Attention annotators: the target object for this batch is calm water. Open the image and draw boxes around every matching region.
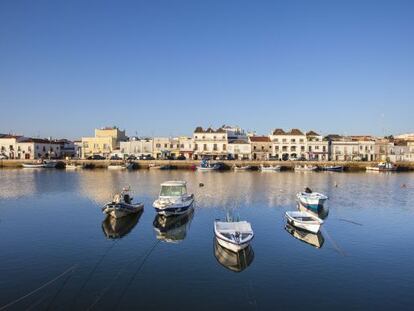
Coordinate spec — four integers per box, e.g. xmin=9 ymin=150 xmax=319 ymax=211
xmin=0 ymin=169 xmax=414 ymax=310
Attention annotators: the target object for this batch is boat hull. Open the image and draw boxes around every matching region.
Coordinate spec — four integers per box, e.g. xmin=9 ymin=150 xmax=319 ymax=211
xmin=103 ymin=202 xmax=144 ymax=219
xmin=22 ymin=164 xmax=46 ymax=168
xmin=216 ymin=236 xmax=250 ymax=252
xmin=154 ymin=199 xmax=194 ymax=216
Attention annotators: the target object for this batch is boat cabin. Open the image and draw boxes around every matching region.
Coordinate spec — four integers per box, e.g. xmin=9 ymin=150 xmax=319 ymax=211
xmin=159 ymin=181 xmax=188 ymax=198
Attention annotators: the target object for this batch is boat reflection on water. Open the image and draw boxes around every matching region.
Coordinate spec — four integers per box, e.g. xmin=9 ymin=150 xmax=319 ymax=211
xmin=284 ymin=223 xmax=325 ymax=249
xmin=153 ymin=208 xmax=194 ymax=243
xmin=297 ymin=202 xmax=329 ymax=220
xmin=102 ymin=210 xmax=143 ymax=239
xmin=213 ymin=238 xmax=254 ymax=272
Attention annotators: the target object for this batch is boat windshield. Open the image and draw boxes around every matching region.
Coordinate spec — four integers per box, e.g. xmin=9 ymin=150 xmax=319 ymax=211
xmin=160 ymin=185 xmax=187 ymax=197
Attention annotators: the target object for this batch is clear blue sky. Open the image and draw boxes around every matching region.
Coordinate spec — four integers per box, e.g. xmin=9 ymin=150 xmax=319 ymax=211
xmin=0 ymin=0 xmax=413 ymax=139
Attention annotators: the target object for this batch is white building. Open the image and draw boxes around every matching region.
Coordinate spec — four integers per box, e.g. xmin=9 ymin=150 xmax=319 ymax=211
xmin=178 ymin=137 xmax=194 ymax=159
xmin=305 ymin=131 xmax=329 ymax=161
xmin=17 ymin=138 xmax=62 ymax=159
xmin=328 ymin=136 xmax=376 ymax=161
xmin=405 ymin=142 xmax=414 ymax=161
xmin=269 ymin=129 xmax=307 ymax=160
xmin=120 ymin=137 xmax=153 ymax=158
xmin=153 ymin=137 xmax=180 ymax=159
xmin=193 ymin=127 xmax=228 ymax=160
xmin=227 ymin=140 xmax=251 ymax=160
xmin=0 ymin=135 xmax=23 ymax=159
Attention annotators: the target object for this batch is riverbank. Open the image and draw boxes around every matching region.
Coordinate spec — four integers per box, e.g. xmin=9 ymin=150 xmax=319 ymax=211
xmin=1 ymin=159 xmax=414 ymax=171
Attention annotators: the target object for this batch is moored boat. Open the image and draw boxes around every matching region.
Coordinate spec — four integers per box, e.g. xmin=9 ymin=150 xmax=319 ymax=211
xmin=295 ymin=164 xmax=318 ymax=172
xmin=323 ymin=165 xmax=344 ymax=172
xmin=296 ymin=188 xmax=328 ymax=212
xmin=366 ymin=162 xmax=397 ymax=172
xmin=285 ymin=210 xmax=323 ymax=234
xmin=22 ymin=160 xmax=57 ymax=169
xmin=108 ymin=163 xmax=127 ymax=170
xmin=153 ymin=181 xmax=194 ymax=216
xmin=102 ymin=187 xmax=144 ymax=218
xmin=214 ymin=219 xmax=254 ymax=252
xmin=197 ymin=159 xmax=220 ymax=171
xmin=66 ymin=163 xmax=82 ymax=170
xmin=233 ymin=165 xmax=251 ymax=171
xmin=259 ymin=164 xmax=281 ymax=172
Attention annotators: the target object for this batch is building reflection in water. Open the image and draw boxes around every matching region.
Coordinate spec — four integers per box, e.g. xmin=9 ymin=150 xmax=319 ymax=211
xmin=284 ymin=223 xmax=325 ymax=249
xmin=213 ymin=238 xmax=254 ymax=272
xmin=153 ymin=208 xmax=194 ymax=243
xmin=102 ymin=210 xmax=143 ymax=239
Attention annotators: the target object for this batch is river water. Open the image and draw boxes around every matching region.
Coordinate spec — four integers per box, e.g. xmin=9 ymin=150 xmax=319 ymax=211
xmin=0 ymin=169 xmax=413 ymax=310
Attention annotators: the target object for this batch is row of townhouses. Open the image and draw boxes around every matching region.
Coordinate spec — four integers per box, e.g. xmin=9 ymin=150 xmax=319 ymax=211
xmin=1 ymin=126 xmax=414 ymax=161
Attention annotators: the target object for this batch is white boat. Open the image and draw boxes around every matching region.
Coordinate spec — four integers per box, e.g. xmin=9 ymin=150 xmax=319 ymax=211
xmin=108 ymin=163 xmax=127 ymax=170
xmin=148 ymin=163 xmax=161 ymax=169
xmin=197 ymin=159 xmax=220 ymax=171
xmin=66 ymin=163 xmax=82 ymax=170
xmin=323 ymin=165 xmax=344 ymax=172
xmin=284 ymin=223 xmax=325 ymax=248
xmin=153 ymin=181 xmax=194 ymax=216
xmin=233 ymin=165 xmax=251 ymax=171
xmin=259 ymin=164 xmax=281 ymax=172
xmin=295 ymin=164 xmax=318 ymax=172
xmin=296 ymin=189 xmax=328 ymax=212
xmin=214 ymin=220 xmax=254 ymax=252
xmin=366 ymin=162 xmax=397 ymax=172
xmin=102 ymin=187 xmax=144 ymax=219
xmin=285 ymin=210 xmax=323 ymax=233
xmin=22 ymin=162 xmax=46 ymax=168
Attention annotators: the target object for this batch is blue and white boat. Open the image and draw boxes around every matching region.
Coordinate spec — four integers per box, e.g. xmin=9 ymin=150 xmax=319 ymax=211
xmin=296 ymin=188 xmax=328 ymax=212
xmin=153 ymin=181 xmax=194 ymax=216
xmin=102 ymin=187 xmax=144 ymax=219
xmin=197 ymin=159 xmax=220 ymax=171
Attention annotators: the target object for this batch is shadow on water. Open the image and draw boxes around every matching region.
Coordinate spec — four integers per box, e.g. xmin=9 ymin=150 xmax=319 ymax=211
xmin=213 ymin=238 xmax=254 ymax=272
xmin=101 ymin=210 xmax=143 ymax=239
xmin=152 ymin=208 xmax=194 ymax=243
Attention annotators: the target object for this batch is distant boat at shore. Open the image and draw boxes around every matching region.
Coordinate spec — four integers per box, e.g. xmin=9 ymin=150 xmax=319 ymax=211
xmin=366 ymin=162 xmax=397 ymax=172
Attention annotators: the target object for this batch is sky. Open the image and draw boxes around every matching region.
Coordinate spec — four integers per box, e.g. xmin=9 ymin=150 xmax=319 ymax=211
xmin=0 ymin=0 xmax=413 ymax=139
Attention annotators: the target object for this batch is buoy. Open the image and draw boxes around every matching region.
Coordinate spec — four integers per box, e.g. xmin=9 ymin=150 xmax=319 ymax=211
xmin=199 ymin=183 xmax=204 ymax=187
xmin=402 ymin=184 xmax=407 ymax=188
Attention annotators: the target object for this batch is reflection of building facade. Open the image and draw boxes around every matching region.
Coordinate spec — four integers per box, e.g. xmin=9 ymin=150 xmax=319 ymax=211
xmin=193 ymin=127 xmax=228 ymax=160
xmin=81 ymin=127 xmax=127 ymax=158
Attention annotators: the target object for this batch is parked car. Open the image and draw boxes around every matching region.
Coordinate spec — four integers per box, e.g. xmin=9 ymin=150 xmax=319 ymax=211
xmin=227 ymin=155 xmax=235 ymax=161
xmin=0 ymin=154 xmax=8 ymax=160
xmin=127 ymin=155 xmax=137 ymax=160
xmin=177 ymin=155 xmax=186 ymax=160
xmin=110 ymin=155 xmax=122 ymax=160
xmin=87 ymin=155 xmax=106 ymax=160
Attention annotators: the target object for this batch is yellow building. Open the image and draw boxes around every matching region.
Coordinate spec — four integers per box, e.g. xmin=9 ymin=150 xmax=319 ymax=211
xmin=81 ymin=127 xmax=127 ymax=158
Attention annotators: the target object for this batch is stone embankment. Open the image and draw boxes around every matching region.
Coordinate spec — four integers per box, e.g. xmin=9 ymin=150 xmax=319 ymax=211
xmin=1 ymin=159 xmax=414 ymax=171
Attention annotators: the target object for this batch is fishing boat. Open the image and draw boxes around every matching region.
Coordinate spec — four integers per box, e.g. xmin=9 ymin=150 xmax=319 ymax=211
xmin=285 ymin=210 xmax=324 ymax=234
xmin=102 ymin=210 xmax=143 ymax=239
xmin=323 ymin=165 xmax=344 ymax=172
xmin=197 ymin=159 xmax=220 ymax=171
xmin=295 ymin=164 xmax=318 ymax=172
xmin=148 ymin=163 xmax=161 ymax=169
xmin=22 ymin=160 xmax=57 ymax=169
xmin=214 ymin=238 xmax=254 ymax=272
xmin=233 ymin=165 xmax=251 ymax=171
xmin=153 ymin=181 xmax=194 ymax=216
xmin=284 ymin=223 xmax=325 ymax=248
xmin=214 ymin=219 xmax=254 ymax=252
xmin=107 ymin=163 xmax=127 ymax=170
xmin=259 ymin=164 xmax=281 ymax=172
xmin=153 ymin=208 xmax=194 ymax=243
xmin=66 ymin=163 xmax=82 ymax=170
xmin=296 ymin=188 xmax=328 ymax=212
xmin=366 ymin=162 xmax=397 ymax=172
xmin=102 ymin=187 xmax=144 ymax=219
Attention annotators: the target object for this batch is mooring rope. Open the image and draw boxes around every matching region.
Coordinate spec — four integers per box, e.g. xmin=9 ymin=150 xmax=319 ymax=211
xmin=0 ymin=265 xmax=77 ymax=311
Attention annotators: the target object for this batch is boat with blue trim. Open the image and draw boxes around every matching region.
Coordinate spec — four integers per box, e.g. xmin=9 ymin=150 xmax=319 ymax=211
xmin=153 ymin=181 xmax=194 ymax=216
xmin=296 ymin=188 xmax=328 ymax=212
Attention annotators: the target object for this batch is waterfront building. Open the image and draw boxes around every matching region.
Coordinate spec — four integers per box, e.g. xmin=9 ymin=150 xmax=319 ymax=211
xmin=81 ymin=126 xmax=127 ymax=158
xmin=269 ymin=129 xmax=307 ymax=160
xmin=153 ymin=137 xmax=180 ymax=159
xmin=227 ymin=140 xmax=252 ymax=160
xmin=305 ymin=131 xmax=329 ymax=161
xmin=193 ymin=127 xmax=228 ymax=160
xmin=178 ymin=137 xmax=194 ymax=159
xmin=0 ymin=135 xmax=23 ymax=159
xmin=221 ymin=125 xmax=248 ymax=142
xmin=120 ymin=137 xmax=153 ymax=158
xmin=405 ymin=142 xmax=414 ymax=161
xmin=16 ymin=138 xmax=62 ymax=159
xmin=327 ymin=135 xmax=376 ymax=161
xmin=249 ymin=136 xmax=272 ymax=161
xmin=55 ymin=139 xmax=76 ymax=158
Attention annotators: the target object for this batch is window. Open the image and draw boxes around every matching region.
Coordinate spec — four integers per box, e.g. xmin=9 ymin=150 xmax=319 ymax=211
xmin=170 ymin=144 xmax=173 ymax=148
xmin=291 ymin=139 xmax=296 ymax=143
xmin=194 ymin=144 xmax=198 ymax=150
xmin=308 ymin=146 xmax=311 ymax=152
xmin=213 ymin=144 xmax=217 ymax=151
xmin=164 ymin=144 xmax=168 ymax=148
xmin=315 ymin=146 xmax=319 ymax=150
xmin=223 ymin=144 xmax=226 ymax=151
xmin=299 ymin=139 xmax=304 ymax=143
xmin=282 ymin=139 xmax=287 ymax=143
xmin=203 ymin=144 xmax=207 ymax=151
xmin=43 ymin=146 xmax=46 ymax=152
xmin=180 ymin=144 xmax=184 ymax=148
xmin=275 ymin=146 xmax=279 ymax=151
xmin=156 ymin=143 xmax=161 ymax=148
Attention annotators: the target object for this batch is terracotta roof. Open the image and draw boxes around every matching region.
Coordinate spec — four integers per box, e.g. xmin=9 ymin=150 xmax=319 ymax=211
xmin=249 ymin=136 xmax=271 ymax=142
xmin=0 ymin=134 xmax=23 ymax=139
xmin=306 ymin=130 xmax=320 ymax=136
xmin=272 ymin=128 xmax=286 ymax=135
xmin=288 ymin=129 xmax=304 ymax=135
xmin=19 ymin=138 xmax=61 ymax=144
xmin=194 ymin=127 xmax=226 ymax=134
xmin=229 ymin=140 xmax=249 ymax=144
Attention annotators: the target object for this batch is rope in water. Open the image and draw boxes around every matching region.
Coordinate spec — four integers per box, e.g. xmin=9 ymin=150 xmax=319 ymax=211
xmin=0 ymin=265 xmax=77 ymax=311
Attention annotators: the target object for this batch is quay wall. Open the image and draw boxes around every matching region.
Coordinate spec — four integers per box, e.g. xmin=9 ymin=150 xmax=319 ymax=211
xmin=1 ymin=159 xmax=414 ymax=171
